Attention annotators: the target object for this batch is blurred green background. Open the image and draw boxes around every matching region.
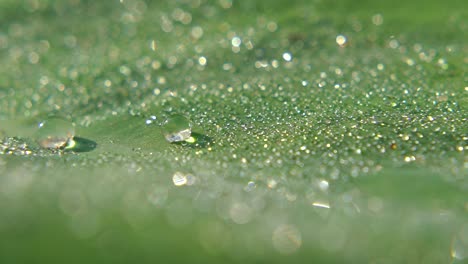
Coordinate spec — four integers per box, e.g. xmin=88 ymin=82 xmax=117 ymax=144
xmin=0 ymin=0 xmax=467 ymax=263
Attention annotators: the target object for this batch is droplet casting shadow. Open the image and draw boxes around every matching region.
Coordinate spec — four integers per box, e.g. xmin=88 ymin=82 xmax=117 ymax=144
xmin=67 ymin=137 xmax=98 ymax=152
xmin=175 ymin=132 xmax=213 ymax=149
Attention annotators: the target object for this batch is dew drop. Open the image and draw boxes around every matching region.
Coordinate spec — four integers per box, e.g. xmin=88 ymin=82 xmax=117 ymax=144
xmin=318 ymin=180 xmax=329 ymax=192
xmin=282 ymin=52 xmax=292 ymax=62
xmin=172 ymin=171 xmax=189 ymax=186
xmin=336 ymin=35 xmax=347 ymax=47
xmin=244 ymin=181 xmax=256 ymax=192
xmin=231 ymin=36 xmax=241 ymax=47
xmin=35 ymin=118 xmax=75 ymax=149
xmin=162 ymin=114 xmax=192 ymax=143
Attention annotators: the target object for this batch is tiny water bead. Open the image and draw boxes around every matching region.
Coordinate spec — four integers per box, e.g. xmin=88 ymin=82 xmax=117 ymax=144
xmin=35 ymin=118 xmax=75 ymax=149
xmin=161 ymin=114 xmax=192 ymax=143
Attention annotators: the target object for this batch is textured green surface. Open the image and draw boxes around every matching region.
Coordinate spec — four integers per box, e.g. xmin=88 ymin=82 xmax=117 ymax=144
xmin=0 ymin=0 xmax=467 ymax=263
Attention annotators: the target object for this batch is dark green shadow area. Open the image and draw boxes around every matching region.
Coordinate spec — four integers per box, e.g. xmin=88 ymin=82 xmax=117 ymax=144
xmin=66 ymin=137 xmax=97 ymax=153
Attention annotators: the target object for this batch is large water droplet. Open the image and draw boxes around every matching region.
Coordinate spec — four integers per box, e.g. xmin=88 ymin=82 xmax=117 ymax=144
xmin=162 ymin=114 xmax=192 ymax=143
xmin=35 ymin=118 xmax=75 ymax=149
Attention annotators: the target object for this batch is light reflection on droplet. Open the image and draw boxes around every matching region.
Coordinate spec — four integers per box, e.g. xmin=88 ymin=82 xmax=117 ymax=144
xmin=150 ymin=40 xmax=157 ymax=51
xmin=185 ymin=136 xmax=196 ymax=144
xmin=271 ymin=60 xmax=279 ymax=68
xmin=318 ymin=179 xmax=329 ymax=192
xmin=404 ymin=156 xmax=416 ymax=162
xmin=172 ymin=171 xmax=187 ymax=186
xmin=282 ymin=52 xmax=292 ymax=62
xmin=119 ymin=65 xmax=131 ymax=75
xmin=272 ymin=224 xmax=302 ymax=255
xmin=145 ymin=115 xmax=157 ymax=125
xmin=405 ymin=58 xmax=415 ymax=66
xmin=310 ymin=197 xmax=331 ymax=219
xmin=198 ymin=56 xmax=207 ymax=66
xmin=312 ymin=201 xmax=330 ymax=209
xmin=231 ymin=36 xmax=241 ymax=47
xmin=336 ymin=35 xmax=347 ymax=47
xmin=254 ymin=60 xmax=268 ymax=68
xmin=437 ymin=58 xmax=448 ymax=70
